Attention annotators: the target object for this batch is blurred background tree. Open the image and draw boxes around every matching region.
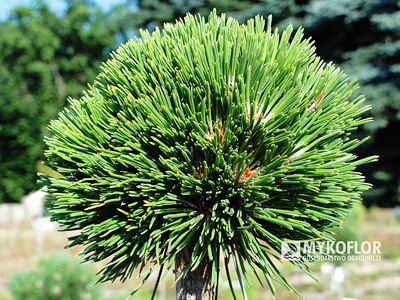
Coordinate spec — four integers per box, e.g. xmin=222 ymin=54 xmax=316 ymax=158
xmin=0 ymin=0 xmax=118 ymax=203
xmin=1 ymin=0 xmax=399 ymax=207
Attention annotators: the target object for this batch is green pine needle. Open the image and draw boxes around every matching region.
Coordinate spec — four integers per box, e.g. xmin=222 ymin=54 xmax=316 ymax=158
xmin=40 ymin=10 xmax=377 ymax=299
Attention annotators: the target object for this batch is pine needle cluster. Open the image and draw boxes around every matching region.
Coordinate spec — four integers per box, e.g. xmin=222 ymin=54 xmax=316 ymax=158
xmin=40 ymin=11 xmax=377 ymax=299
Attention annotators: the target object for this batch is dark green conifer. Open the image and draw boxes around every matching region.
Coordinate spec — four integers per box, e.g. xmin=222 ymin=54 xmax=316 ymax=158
xmin=40 ymin=11 xmax=376 ymax=299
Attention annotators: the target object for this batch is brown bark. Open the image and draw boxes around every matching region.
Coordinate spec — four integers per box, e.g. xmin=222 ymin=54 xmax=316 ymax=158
xmin=49 ymin=57 xmax=66 ymax=99
xmin=175 ymin=245 xmax=215 ymax=300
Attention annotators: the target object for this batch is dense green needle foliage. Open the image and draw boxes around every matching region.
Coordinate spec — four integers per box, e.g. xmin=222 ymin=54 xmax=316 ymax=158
xmin=40 ymin=11 xmax=377 ymax=298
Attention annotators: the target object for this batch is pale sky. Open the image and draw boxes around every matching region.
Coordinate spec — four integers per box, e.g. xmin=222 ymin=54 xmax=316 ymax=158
xmin=0 ymin=0 xmax=126 ymax=20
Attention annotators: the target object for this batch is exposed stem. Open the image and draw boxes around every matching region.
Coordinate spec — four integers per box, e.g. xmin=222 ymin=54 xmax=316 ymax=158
xmin=175 ymin=244 xmax=215 ymax=300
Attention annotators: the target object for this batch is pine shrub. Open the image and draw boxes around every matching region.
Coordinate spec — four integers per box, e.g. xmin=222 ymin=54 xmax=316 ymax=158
xmin=40 ymin=11 xmax=377 ymax=299
xmin=9 ymin=253 xmax=100 ymax=300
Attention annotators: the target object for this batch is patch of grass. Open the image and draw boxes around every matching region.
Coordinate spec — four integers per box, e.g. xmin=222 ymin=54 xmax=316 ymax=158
xmin=381 ymin=245 xmax=400 ymax=259
xmin=0 ymin=291 xmax=12 ymax=300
